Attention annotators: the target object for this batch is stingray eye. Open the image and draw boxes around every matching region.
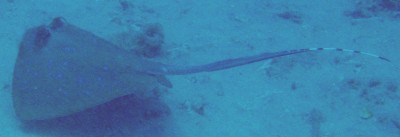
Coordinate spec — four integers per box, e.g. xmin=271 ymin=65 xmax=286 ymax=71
xmin=49 ymin=17 xmax=67 ymax=30
xmin=34 ymin=26 xmax=51 ymax=49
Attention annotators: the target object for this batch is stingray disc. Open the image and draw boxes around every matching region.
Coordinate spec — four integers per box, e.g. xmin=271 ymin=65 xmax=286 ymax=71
xmin=12 ymin=17 xmax=161 ymax=120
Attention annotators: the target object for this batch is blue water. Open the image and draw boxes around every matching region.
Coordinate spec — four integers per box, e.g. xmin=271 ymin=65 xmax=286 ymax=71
xmin=1 ymin=0 xmax=400 ymax=137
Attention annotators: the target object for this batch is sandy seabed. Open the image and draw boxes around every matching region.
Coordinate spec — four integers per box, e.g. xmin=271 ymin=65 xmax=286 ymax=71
xmin=1 ymin=0 xmax=400 ymax=137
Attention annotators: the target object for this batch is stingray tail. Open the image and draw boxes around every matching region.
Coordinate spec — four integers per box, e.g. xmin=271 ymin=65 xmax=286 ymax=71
xmin=308 ymin=48 xmax=391 ymax=62
xmin=143 ymin=48 xmax=396 ymax=75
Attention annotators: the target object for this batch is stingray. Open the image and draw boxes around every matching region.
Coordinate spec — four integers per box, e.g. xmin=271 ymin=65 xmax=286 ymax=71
xmin=12 ymin=17 xmax=393 ymax=121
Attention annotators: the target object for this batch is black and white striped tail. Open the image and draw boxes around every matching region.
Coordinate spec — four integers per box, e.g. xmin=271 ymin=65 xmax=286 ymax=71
xmin=143 ymin=47 xmax=397 ymax=75
xmin=306 ymin=48 xmax=391 ymax=62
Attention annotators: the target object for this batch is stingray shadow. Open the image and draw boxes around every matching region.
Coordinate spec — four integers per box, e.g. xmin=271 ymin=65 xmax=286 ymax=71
xmin=19 ymin=94 xmax=172 ymax=137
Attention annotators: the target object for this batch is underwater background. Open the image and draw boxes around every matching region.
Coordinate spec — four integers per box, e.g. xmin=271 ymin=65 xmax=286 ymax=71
xmin=1 ymin=0 xmax=400 ymax=137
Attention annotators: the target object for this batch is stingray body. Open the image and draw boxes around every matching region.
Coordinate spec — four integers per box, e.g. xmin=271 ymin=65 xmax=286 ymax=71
xmin=13 ymin=18 xmax=165 ymax=120
xmin=12 ymin=17 xmax=391 ymax=121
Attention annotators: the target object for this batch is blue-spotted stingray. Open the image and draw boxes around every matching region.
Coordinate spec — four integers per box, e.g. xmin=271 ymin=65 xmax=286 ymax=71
xmin=12 ymin=17 xmax=393 ymax=121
